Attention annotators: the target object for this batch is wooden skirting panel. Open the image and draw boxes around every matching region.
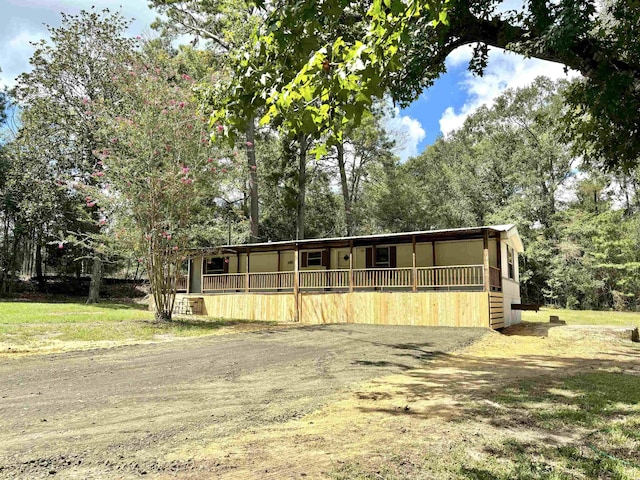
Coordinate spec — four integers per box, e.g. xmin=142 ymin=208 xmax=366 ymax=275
xmin=301 ymin=291 xmax=489 ymax=327
xmin=176 ymin=291 xmax=490 ymax=328
xmin=489 ymin=292 xmax=505 ymax=330
xmin=193 ymin=293 xmax=296 ymax=322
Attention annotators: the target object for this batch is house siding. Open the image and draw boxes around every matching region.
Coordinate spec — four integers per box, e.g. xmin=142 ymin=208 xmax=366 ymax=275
xmin=502 ymin=278 xmax=522 ymax=326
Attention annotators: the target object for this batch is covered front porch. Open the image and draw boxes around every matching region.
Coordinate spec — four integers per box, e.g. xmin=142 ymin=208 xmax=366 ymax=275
xmin=181 ymin=225 xmax=513 ymax=294
xmin=176 ymin=225 xmax=523 ymax=329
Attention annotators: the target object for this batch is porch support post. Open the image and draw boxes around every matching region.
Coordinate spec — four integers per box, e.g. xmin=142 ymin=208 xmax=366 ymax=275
xmin=294 ymin=244 xmax=300 ymax=322
xmin=483 ymin=230 xmax=490 ymax=292
xmin=496 ymin=235 xmax=502 ymax=291
xmin=431 ymin=241 xmax=436 ymax=266
xmin=349 ymin=240 xmax=354 ymax=293
xmin=276 ymin=250 xmax=281 ymax=290
xmin=245 ymin=250 xmax=250 ymax=293
xmin=411 ymin=236 xmax=417 ymax=292
xmin=186 ymin=257 xmax=191 ymax=294
xmin=236 ymin=253 xmax=240 ymax=292
xmin=432 ymin=241 xmax=437 ymax=287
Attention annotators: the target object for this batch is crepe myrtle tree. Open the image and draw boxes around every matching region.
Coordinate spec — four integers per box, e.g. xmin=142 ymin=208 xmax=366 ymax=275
xmin=79 ymin=56 xmax=240 ymax=320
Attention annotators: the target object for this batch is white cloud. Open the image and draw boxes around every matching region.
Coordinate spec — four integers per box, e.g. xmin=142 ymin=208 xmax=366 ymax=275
xmin=0 ymin=1 xmax=157 ymax=90
xmin=445 ymin=44 xmax=474 ymax=69
xmin=0 ymin=29 xmax=46 ymax=88
xmin=386 ymin=107 xmax=426 ymax=161
xmin=439 ymin=47 xmax=581 ymax=136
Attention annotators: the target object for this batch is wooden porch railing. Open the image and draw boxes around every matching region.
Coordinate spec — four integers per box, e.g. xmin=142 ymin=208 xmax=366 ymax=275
xmin=249 ymin=272 xmax=295 ymax=290
xmin=299 ymin=270 xmax=350 ymax=289
xmin=353 ymin=268 xmax=413 ymax=288
xmin=200 ymin=265 xmax=500 ymax=292
xmin=176 ymin=275 xmax=188 ymax=292
xmin=417 ymin=265 xmax=483 ymax=288
xmin=203 ymin=273 xmax=245 ymax=291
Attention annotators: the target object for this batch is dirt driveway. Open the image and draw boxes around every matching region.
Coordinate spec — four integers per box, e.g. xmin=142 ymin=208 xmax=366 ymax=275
xmin=0 ymin=324 xmax=484 ymax=479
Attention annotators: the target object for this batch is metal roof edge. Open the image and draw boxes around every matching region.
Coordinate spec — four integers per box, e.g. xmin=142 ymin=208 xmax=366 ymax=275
xmin=192 ymin=224 xmax=522 ymax=252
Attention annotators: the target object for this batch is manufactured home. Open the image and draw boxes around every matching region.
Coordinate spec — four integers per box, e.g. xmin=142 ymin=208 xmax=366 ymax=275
xmin=174 ymin=225 xmax=524 ymax=329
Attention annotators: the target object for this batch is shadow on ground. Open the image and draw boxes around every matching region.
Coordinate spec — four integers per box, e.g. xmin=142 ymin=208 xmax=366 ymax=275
xmin=339 ymin=324 xmax=640 ymax=479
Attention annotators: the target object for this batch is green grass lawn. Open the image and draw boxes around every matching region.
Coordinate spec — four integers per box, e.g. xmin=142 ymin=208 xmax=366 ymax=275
xmin=522 ymin=307 xmax=640 ymax=327
xmin=0 ymin=300 xmax=272 ymax=353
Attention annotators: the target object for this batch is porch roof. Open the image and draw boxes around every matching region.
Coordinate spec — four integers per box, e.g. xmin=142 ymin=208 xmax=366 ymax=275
xmin=197 ymin=224 xmax=524 ymax=255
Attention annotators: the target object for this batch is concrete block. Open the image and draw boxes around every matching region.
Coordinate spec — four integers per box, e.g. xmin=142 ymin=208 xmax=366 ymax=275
xmin=549 ymin=315 xmax=565 ymax=324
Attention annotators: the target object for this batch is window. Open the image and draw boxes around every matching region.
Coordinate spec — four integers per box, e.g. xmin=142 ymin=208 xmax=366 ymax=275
xmin=375 ymin=247 xmax=390 ymax=267
xmin=203 ymin=257 xmax=225 ymax=274
xmin=366 ymin=246 xmax=397 ymax=268
xmin=507 ymin=246 xmax=515 ymax=280
xmin=306 ymin=251 xmax=323 ymax=266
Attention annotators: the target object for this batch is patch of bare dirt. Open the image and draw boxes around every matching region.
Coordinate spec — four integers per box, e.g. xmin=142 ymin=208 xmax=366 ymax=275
xmin=2 ymin=322 xmax=637 ymax=479
xmin=168 ymin=322 xmax=640 ymax=479
xmin=0 ymin=324 xmax=482 ymax=479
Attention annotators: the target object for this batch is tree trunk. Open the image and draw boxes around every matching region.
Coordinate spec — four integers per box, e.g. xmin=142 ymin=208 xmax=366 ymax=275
xmin=123 ymin=257 xmax=131 ymax=280
xmin=336 ymin=141 xmax=354 ymax=236
xmin=149 ymin=256 xmax=177 ymax=322
xmin=246 ymin=119 xmax=259 ymax=242
xmin=7 ymin=230 xmax=20 ymax=294
xmin=296 ymin=135 xmax=308 ymax=240
xmin=0 ymin=217 xmax=9 ymax=295
xmin=155 ymin=309 xmax=172 ymax=321
xmin=35 ymin=240 xmax=46 ymax=293
xmin=86 ymin=255 xmax=102 ymax=304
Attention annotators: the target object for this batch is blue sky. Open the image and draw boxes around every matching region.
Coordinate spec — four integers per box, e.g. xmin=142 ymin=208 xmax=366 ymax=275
xmin=400 ymin=68 xmax=470 ymax=146
xmin=0 ymin=0 xmax=577 ymax=159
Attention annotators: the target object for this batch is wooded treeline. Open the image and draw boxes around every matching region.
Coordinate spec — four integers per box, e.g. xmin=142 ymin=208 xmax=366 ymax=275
xmin=1 ymin=2 xmax=639 ymax=313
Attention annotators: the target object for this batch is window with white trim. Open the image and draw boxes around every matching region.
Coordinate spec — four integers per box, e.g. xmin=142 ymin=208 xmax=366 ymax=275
xmin=306 ymin=251 xmax=323 ymax=266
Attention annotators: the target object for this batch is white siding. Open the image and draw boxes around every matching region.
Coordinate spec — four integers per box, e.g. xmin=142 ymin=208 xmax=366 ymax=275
xmin=502 ymin=278 xmax=521 ymax=326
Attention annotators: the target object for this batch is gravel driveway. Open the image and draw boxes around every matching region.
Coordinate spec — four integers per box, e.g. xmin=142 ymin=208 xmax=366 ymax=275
xmin=0 ymin=324 xmax=484 ymax=478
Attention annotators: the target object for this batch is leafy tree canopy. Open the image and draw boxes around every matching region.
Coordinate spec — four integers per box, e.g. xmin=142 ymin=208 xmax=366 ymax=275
xmin=231 ymin=0 xmax=639 ymax=169
xmin=149 ymin=0 xmax=258 ymax=54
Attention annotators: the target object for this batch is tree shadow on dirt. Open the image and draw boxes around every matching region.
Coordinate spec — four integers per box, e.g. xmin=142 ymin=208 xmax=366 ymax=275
xmin=353 ymin=359 xmax=420 ymax=371
xmin=501 ymin=321 xmax=566 ymax=337
xmin=245 ymin=323 xmax=331 ymax=336
xmin=146 ymin=317 xmax=277 ymax=331
xmin=350 ymin=343 xmax=640 ymax=478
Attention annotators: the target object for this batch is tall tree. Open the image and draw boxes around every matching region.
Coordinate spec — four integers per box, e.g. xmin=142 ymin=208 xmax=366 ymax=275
xmin=86 ymin=49 xmax=237 ymax=320
xmin=331 ymin=107 xmax=397 ymax=235
xmin=0 ymin=124 xmax=83 ymax=294
xmin=258 ymin=133 xmax=342 ymax=241
xmin=149 ymin=0 xmax=263 ymax=241
xmin=13 ymin=9 xmax=134 ymax=302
